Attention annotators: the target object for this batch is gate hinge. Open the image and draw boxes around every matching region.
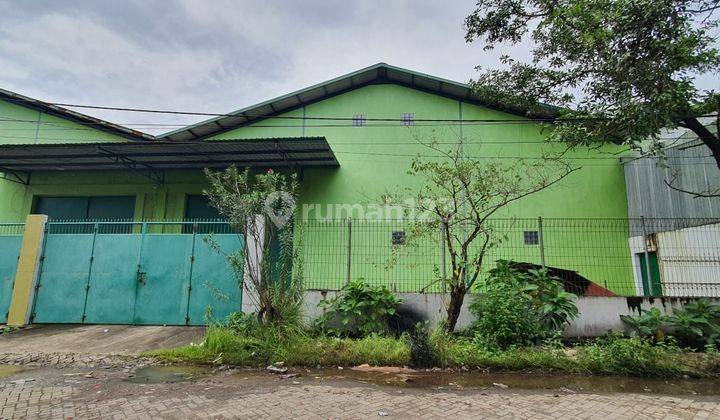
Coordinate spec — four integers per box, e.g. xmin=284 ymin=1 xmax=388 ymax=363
xmin=190 ymin=255 xmax=195 ymax=262
xmin=85 ymin=284 xmax=90 ymax=291
xmin=188 ymin=284 xmax=192 ymax=291
xmin=34 ymin=284 xmax=41 ymax=291
xmin=90 ymin=256 xmax=94 ymax=262
xmin=185 ymin=315 xmax=190 ymax=324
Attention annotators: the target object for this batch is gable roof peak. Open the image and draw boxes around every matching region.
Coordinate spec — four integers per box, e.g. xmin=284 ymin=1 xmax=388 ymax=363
xmin=160 ymin=63 xmax=559 ymax=142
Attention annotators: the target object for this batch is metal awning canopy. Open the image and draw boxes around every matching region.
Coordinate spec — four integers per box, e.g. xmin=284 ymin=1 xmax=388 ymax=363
xmin=0 ymin=137 xmax=339 ymax=173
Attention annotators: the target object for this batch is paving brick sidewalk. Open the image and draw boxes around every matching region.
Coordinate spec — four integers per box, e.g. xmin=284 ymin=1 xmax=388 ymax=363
xmin=1 ymin=366 xmax=719 ymax=419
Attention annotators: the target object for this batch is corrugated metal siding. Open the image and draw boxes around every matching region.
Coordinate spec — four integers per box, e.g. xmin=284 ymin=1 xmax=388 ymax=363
xmin=623 ymin=137 xmax=720 ymax=235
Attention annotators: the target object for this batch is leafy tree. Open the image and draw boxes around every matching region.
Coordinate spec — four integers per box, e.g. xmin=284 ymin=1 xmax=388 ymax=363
xmin=203 ymin=166 xmax=303 ymax=325
xmin=465 ymin=0 xmax=720 ymax=196
xmin=387 ymin=141 xmax=576 ymax=332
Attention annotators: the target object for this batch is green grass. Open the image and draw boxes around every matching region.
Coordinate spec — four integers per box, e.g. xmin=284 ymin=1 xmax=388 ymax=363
xmin=147 ymin=326 xmax=720 ymax=379
xmin=148 ymin=326 xmax=410 ymax=367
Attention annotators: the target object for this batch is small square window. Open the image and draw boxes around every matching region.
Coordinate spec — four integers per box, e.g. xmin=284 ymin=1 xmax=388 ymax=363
xmin=352 ymin=114 xmax=366 ymax=126
xmin=392 ymin=230 xmax=406 ymax=245
xmin=401 ymin=113 xmax=415 ymax=126
xmin=524 ymin=231 xmax=539 ymax=245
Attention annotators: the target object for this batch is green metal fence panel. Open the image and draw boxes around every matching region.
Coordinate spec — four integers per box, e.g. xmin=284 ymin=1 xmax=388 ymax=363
xmin=83 ymin=234 xmax=142 ymax=324
xmin=0 ymin=235 xmax=23 ymax=323
xmin=187 ymin=234 xmax=244 ymax=325
xmin=133 ymin=234 xmax=194 ymax=325
xmin=33 ymin=234 xmax=94 ymax=323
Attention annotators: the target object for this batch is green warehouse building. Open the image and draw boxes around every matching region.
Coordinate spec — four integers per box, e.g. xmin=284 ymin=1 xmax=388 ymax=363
xmin=0 ymin=64 xmax=637 ymax=326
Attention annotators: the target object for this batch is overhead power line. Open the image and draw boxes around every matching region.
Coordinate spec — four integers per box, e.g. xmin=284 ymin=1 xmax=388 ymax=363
xmin=3 ymin=97 xmax=717 ymax=123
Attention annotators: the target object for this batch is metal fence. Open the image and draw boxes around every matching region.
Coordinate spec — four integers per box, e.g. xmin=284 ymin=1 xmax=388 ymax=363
xmin=4 ymin=217 xmax=719 ymax=300
xmin=43 ymin=219 xmax=235 ymax=235
xmin=298 ymin=218 xmax=720 ymax=297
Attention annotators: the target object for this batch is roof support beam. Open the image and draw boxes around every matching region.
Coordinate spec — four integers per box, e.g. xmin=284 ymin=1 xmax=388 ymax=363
xmin=0 ymin=168 xmax=30 ymax=185
xmin=96 ymin=146 xmax=165 ymax=184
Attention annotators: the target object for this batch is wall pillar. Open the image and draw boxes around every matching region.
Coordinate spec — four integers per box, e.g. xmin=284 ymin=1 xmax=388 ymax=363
xmin=7 ymin=214 xmax=48 ymax=326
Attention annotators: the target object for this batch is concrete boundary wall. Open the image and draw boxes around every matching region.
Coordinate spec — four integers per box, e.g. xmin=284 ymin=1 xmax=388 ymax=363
xmin=302 ymin=291 xmax=720 ymax=337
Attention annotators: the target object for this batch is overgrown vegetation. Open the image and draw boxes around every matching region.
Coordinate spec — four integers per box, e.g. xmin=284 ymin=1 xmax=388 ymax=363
xmin=150 ymin=324 xmax=720 ymax=378
xmin=470 ymin=261 xmax=579 ymax=349
xmin=150 ymin=270 xmax=720 ymax=378
xmin=620 ymin=299 xmax=720 ymax=349
xmin=314 ymin=279 xmax=401 ymax=337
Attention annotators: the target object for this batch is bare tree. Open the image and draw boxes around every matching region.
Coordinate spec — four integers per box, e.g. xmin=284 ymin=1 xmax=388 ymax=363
xmin=387 ymin=141 xmax=578 ymax=332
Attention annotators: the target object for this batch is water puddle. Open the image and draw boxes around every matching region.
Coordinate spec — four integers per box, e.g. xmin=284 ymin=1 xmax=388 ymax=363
xmin=0 ymin=365 xmax=24 ymax=378
xmin=309 ymin=369 xmax=720 ymax=396
xmin=127 ymin=366 xmax=210 ymax=384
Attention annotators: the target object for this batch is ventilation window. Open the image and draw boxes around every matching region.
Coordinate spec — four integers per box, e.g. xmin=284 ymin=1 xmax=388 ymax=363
xmin=401 ymin=113 xmax=415 ymax=126
xmin=392 ymin=230 xmax=406 ymax=245
xmin=524 ymin=231 xmax=539 ymax=245
xmin=352 ymin=114 xmax=366 ymax=127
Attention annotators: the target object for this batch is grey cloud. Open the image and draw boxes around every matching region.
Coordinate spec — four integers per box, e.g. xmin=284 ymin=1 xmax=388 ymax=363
xmin=1 ymin=1 xmax=715 ymax=135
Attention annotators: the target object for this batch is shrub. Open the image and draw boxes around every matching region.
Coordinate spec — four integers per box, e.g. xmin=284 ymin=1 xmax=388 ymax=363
xmin=316 ymin=279 xmax=401 ymax=337
xmin=525 ymin=268 xmax=579 ymax=331
xmin=666 ymin=299 xmax=720 ymax=349
xmin=470 ymin=261 xmax=579 ymax=349
xmin=470 ymin=272 xmax=541 ymax=349
xmin=620 ymin=307 xmax=667 ymax=340
xmin=619 ymin=299 xmax=720 ymax=350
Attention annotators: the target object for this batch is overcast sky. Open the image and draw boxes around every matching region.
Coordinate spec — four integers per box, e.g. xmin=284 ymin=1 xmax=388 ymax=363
xmin=0 ymin=1 xmax=717 ymax=136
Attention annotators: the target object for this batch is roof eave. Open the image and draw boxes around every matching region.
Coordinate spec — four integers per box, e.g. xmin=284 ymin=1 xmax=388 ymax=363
xmin=0 ymin=88 xmax=155 ymax=142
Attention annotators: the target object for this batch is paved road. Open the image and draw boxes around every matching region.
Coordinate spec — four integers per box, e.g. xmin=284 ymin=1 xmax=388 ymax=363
xmin=0 ymin=325 xmax=205 ymax=356
xmin=1 ymin=326 xmax=719 ymax=419
xmin=1 ymin=364 xmax=719 ymax=419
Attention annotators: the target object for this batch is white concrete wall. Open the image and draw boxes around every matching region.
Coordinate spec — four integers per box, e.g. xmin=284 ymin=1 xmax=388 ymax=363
xmin=302 ymin=291 xmax=720 ymax=337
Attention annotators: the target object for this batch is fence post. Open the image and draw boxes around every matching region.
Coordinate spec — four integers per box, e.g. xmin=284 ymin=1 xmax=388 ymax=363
xmin=538 ymin=217 xmax=546 ymax=268
xmin=640 ymin=216 xmax=652 ymax=296
xmin=184 ymin=222 xmax=199 ymax=325
xmin=7 ymin=215 xmax=48 ymax=326
xmin=80 ymin=222 xmax=100 ymax=323
xmin=346 ymin=217 xmax=352 ymax=285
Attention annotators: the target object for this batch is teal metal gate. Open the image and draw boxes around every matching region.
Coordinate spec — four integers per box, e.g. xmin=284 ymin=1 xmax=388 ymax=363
xmin=32 ymin=221 xmax=243 ymax=325
xmin=0 ymin=224 xmax=24 ymax=324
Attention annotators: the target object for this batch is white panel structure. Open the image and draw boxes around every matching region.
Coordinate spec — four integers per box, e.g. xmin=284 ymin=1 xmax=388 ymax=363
xmin=629 ymin=223 xmax=720 ymax=297
xmin=657 ymin=223 xmax=720 ymax=297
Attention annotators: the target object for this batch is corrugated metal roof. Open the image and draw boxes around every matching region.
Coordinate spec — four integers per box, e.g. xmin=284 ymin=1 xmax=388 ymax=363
xmin=0 ymin=88 xmax=154 ymax=142
xmin=0 ymin=137 xmax=338 ymax=172
xmin=159 ymin=63 xmax=561 ymax=142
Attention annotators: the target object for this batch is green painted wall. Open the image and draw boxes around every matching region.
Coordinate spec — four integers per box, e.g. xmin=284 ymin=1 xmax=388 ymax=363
xmin=0 ymin=99 xmax=130 ymax=221
xmin=208 ymin=84 xmax=634 ymax=294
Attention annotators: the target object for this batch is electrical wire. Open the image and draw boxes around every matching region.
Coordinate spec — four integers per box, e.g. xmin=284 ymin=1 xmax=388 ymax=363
xmin=2 ymin=97 xmax=717 ymax=123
